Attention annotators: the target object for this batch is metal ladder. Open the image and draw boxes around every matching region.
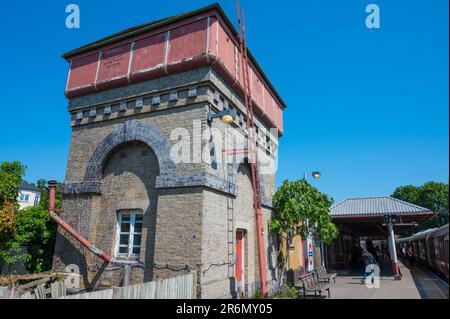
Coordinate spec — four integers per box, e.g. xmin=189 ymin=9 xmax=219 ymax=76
xmin=236 ymin=2 xmax=268 ymax=294
xmin=224 ymin=127 xmax=235 ymax=278
xmin=226 ymin=163 xmax=235 ymax=278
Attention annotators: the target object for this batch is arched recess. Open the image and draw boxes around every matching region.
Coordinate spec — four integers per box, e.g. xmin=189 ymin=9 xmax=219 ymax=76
xmin=84 ymin=119 xmax=176 ymax=184
xmin=98 ymin=141 xmax=159 ymax=282
xmin=232 ymin=156 xmax=267 ymax=203
xmin=233 ymin=160 xmax=259 ymax=297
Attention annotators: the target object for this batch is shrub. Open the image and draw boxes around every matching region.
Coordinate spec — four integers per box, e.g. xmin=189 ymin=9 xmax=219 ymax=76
xmin=272 ymin=283 xmax=299 ymax=299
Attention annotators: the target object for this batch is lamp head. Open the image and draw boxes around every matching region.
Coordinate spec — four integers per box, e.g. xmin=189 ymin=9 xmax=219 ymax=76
xmin=208 ymin=109 xmax=237 ymax=124
xmin=311 ymin=171 xmax=321 ymax=179
xmin=220 ymin=114 xmax=234 ymax=123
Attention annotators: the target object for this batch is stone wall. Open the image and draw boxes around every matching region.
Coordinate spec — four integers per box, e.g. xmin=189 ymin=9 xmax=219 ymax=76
xmin=54 ymin=66 xmax=279 ymax=297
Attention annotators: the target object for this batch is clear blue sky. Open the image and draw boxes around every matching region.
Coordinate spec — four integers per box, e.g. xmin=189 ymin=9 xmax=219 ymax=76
xmin=0 ymin=1 xmax=448 ymax=202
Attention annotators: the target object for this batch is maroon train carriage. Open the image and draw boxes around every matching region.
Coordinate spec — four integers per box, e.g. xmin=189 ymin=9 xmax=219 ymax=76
xmin=397 ymin=224 xmax=449 ymax=281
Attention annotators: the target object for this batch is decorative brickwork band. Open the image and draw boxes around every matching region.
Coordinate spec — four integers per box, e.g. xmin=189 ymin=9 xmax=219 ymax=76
xmin=84 ymin=119 xmax=176 ymax=182
xmin=155 ymin=172 xmax=237 ymax=196
xmin=61 ymin=119 xmax=272 ymax=206
xmin=61 ymin=181 xmax=101 ymax=195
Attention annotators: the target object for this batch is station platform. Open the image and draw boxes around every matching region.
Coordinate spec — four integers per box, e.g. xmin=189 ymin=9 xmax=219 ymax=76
xmin=329 ymin=262 xmax=448 ymax=299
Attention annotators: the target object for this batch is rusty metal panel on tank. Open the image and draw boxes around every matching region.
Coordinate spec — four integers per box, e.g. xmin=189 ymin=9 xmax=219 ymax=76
xmin=274 ymin=104 xmax=283 ymax=135
xmin=217 ymin=21 xmax=236 ymax=77
xmin=250 ymin=65 xmax=265 ymax=112
xmin=168 ymin=19 xmax=208 ymax=65
xmin=131 ymin=32 xmax=167 ymax=76
xmin=207 ymin=16 xmax=218 ymax=57
xmin=263 ymin=84 xmax=274 ymax=121
xmin=96 ymin=43 xmax=132 ymax=86
xmin=66 ymin=52 xmax=99 ymax=92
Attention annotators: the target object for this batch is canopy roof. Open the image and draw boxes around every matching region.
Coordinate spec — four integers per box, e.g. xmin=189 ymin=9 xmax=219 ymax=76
xmin=330 ymin=196 xmax=432 ymax=217
xmin=330 ymin=197 xmax=434 ymax=237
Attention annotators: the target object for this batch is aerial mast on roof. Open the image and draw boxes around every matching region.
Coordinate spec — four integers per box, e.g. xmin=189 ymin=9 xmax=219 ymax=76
xmin=234 ymin=0 xmax=268 ymax=296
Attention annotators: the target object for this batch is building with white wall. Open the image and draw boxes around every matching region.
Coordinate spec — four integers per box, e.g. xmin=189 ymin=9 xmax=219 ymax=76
xmin=17 ymin=181 xmax=41 ymax=210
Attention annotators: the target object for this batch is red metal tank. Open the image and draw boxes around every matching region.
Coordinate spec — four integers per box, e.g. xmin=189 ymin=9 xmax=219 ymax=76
xmin=63 ymin=4 xmax=285 ymax=135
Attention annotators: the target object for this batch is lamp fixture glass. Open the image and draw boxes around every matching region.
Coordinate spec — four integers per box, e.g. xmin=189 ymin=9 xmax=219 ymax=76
xmin=207 ymin=109 xmax=237 ymax=124
xmin=220 ymin=114 xmax=234 ymax=123
xmin=312 ymin=171 xmax=321 ymax=179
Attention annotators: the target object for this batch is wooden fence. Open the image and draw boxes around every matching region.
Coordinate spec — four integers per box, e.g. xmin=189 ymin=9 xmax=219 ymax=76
xmin=61 ymin=272 xmax=196 ymax=299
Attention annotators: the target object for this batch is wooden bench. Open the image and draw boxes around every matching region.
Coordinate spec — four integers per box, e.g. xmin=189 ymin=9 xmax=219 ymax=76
xmin=298 ymin=273 xmax=330 ymax=298
xmin=286 ymin=268 xmax=304 ymax=287
xmin=315 ymin=266 xmax=337 ymax=284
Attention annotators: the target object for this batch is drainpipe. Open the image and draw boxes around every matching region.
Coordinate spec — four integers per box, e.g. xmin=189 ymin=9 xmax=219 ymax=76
xmin=48 ymin=180 xmax=111 ymax=263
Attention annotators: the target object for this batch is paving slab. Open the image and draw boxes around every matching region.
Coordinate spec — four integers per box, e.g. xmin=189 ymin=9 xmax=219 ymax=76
xmin=330 ymin=262 xmax=448 ymax=299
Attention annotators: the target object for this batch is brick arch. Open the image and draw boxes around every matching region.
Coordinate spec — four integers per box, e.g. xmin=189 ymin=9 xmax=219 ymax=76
xmin=84 ymin=119 xmax=176 ymax=183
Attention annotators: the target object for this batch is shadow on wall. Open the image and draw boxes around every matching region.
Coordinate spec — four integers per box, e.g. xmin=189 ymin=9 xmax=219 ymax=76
xmin=100 ymin=142 xmax=159 ymax=284
xmin=53 ymin=141 xmax=160 ymax=289
xmin=52 ymin=231 xmax=101 ymax=290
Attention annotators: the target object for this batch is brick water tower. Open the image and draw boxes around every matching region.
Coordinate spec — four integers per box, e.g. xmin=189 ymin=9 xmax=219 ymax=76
xmin=53 ymin=3 xmax=285 ymax=298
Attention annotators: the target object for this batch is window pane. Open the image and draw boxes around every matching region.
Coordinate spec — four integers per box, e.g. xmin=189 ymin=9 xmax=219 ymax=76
xmin=135 ymin=214 xmax=143 ymax=223
xmin=134 ymin=223 xmax=142 ymax=233
xmin=133 ymin=234 xmax=142 ymax=246
xmin=119 ymin=246 xmax=128 ymax=254
xmin=121 ymin=215 xmax=131 ymax=222
xmin=121 ymin=223 xmax=130 ymax=232
xmin=132 ymin=247 xmax=141 ymax=255
xmin=120 ymin=234 xmax=129 ymax=245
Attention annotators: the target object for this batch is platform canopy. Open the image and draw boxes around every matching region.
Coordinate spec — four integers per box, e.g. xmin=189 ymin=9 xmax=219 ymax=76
xmin=330 ymin=196 xmax=434 ymax=237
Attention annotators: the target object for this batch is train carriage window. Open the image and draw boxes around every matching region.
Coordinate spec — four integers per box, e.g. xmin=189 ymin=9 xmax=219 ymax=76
xmin=419 ymin=240 xmax=426 ymax=258
xmin=434 ymin=239 xmax=439 ymax=258
xmin=444 ymin=239 xmax=449 ymax=264
xmin=430 ymin=239 xmax=436 ymax=259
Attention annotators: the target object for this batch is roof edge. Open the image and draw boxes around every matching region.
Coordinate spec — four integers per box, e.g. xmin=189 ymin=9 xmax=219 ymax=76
xmin=62 ymin=3 xmax=220 ymax=59
xmin=19 ymin=181 xmax=41 ymax=192
xmin=330 ymin=211 xmax=434 ymax=218
xmin=330 ymin=196 xmax=433 ymax=213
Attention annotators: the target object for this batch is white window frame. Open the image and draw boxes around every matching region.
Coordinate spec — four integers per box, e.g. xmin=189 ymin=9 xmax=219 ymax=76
xmin=115 ymin=210 xmax=143 ymax=259
xmin=19 ymin=193 xmax=29 ymax=202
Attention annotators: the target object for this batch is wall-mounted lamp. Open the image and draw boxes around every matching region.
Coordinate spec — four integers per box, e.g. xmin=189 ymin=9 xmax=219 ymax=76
xmin=207 ymin=109 xmax=237 ymax=124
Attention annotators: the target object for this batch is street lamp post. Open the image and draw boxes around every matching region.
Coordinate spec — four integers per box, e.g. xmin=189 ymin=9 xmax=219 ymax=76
xmin=303 ymin=171 xmax=324 ymax=268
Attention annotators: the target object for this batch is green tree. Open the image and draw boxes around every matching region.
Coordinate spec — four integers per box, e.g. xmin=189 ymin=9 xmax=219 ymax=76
xmin=0 ymin=161 xmax=59 ymax=273
xmin=269 ymin=179 xmax=338 ymax=243
xmin=9 ymin=206 xmax=57 ymax=273
xmin=0 ymin=203 xmax=15 ymax=249
xmin=0 ymin=161 xmax=26 ymax=208
xmin=0 ymin=161 xmax=26 ymax=247
xmin=269 ymin=179 xmax=338 ymax=282
xmin=392 ymin=181 xmax=449 ymax=232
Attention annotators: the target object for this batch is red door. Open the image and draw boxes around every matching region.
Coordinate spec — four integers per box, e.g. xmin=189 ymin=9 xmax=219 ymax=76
xmin=235 ymin=231 xmax=243 ymax=283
